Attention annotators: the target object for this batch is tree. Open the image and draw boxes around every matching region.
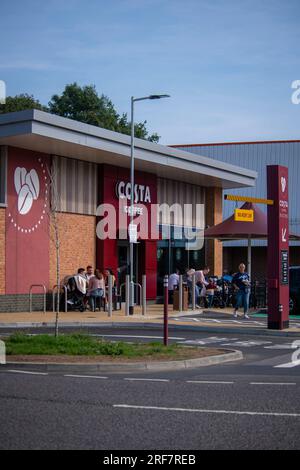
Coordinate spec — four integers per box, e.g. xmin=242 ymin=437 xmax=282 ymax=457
xmin=0 ymin=93 xmax=47 ymax=114
xmin=49 ymin=83 xmax=160 ymax=142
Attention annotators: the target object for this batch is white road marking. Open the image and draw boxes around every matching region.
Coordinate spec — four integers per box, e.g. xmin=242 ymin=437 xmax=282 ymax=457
xmin=264 ymin=344 xmax=295 ymax=350
xmin=97 ymin=335 xmax=185 ymax=340
xmin=114 ymin=404 xmax=300 ymax=418
xmin=275 ymin=359 xmax=300 ymax=369
xmin=250 ymin=382 xmax=296 ymax=386
xmin=221 ymin=340 xmax=272 ymax=348
xmin=124 ymin=378 xmax=170 ymax=383
xmin=7 ymin=370 xmax=48 ymax=376
xmin=64 ymin=375 xmax=108 ymax=379
xmin=186 ymin=380 xmax=234 ymax=384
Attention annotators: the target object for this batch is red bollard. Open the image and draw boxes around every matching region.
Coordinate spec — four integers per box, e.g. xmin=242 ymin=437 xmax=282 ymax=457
xmin=164 ymin=275 xmax=169 ymax=346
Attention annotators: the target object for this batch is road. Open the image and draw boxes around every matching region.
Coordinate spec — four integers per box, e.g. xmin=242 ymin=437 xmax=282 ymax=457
xmin=0 ymin=326 xmax=300 ymax=449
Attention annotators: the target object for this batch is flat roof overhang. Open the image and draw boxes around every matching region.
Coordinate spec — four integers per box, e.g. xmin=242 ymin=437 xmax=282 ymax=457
xmin=0 ymin=110 xmax=257 ymax=189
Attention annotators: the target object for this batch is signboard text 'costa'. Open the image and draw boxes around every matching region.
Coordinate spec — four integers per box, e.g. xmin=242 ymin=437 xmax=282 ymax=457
xmin=116 ymin=181 xmax=151 ymax=204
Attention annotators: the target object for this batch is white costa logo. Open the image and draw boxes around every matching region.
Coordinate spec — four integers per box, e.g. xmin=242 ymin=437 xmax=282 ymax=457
xmin=14 ymin=167 xmax=40 ymax=215
xmin=115 ymin=181 xmax=151 ymax=204
xmin=281 ymin=176 xmax=287 ymax=194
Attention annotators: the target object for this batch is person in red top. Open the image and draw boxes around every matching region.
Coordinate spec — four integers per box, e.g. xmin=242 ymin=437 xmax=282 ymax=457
xmin=206 ymin=277 xmax=217 ymax=308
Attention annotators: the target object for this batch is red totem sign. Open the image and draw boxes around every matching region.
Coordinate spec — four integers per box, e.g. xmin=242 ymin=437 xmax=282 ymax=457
xmin=267 ymin=165 xmax=289 ymax=330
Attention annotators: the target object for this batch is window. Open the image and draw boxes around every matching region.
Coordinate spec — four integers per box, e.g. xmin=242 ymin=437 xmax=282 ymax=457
xmin=0 ymin=146 xmax=7 ymax=206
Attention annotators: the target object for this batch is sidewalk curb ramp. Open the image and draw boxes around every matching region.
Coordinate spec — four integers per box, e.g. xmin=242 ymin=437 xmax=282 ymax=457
xmin=1 ymin=349 xmax=243 ymax=373
xmin=0 ymin=321 xmax=300 ymax=337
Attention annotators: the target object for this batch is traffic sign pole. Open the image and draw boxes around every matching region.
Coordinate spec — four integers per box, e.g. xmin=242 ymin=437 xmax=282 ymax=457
xmin=163 ymin=275 xmax=169 ymax=346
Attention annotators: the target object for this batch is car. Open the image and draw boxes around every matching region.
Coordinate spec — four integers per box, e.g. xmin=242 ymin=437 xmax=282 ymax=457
xmin=289 ymin=266 xmax=300 ymax=315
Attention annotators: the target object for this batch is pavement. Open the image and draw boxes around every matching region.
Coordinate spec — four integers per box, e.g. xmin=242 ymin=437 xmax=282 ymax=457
xmin=1 ymin=326 xmax=300 ymax=449
xmin=0 ymin=305 xmax=300 ymax=337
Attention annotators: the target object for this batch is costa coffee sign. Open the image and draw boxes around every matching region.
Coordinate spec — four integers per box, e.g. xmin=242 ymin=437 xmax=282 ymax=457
xmin=115 ymin=181 xmax=151 ymax=204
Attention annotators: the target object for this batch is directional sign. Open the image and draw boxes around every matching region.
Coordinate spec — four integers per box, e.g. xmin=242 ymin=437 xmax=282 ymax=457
xmin=282 ymin=228 xmax=287 ymax=243
xmin=267 ymin=165 xmax=289 ymax=330
xmin=234 ymin=208 xmax=254 ymax=222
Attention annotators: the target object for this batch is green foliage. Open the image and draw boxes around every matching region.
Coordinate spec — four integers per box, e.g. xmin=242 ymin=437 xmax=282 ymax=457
xmin=0 ymin=93 xmax=47 ymax=114
xmin=5 ymin=333 xmax=179 ymax=357
xmin=48 ymin=83 xmax=160 ymax=142
xmin=0 ymin=84 xmax=160 ymax=142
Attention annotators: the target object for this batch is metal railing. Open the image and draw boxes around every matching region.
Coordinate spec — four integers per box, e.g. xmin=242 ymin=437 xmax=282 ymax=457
xmin=29 ymin=284 xmax=46 ymax=314
xmin=124 ymin=275 xmax=146 ymax=316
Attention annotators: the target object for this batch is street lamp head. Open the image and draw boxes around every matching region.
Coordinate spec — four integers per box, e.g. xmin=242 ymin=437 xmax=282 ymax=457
xmin=148 ymin=94 xmax=170 ymax=100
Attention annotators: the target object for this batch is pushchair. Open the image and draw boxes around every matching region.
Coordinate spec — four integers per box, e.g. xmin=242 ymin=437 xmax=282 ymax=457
xmin=60 ymin=276 xmax=86 ymax=312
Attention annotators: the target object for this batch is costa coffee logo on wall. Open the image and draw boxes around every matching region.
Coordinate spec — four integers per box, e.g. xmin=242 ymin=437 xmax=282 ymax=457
xmin=115 ymin=181 xmax=151 ymax=204
xmin=8 ymin=157 xmax=48 ymax=234
xmin=14 ymin=167 xmax=40 ymax=215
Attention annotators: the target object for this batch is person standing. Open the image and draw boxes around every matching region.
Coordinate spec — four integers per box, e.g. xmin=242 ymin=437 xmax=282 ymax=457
xmin=232 ymin=263 xmax=251 ymax=319
xmin=186 ymin=268 xmax=201 ymax=309
xmin=195 ymin=266 xmax=210 ymax=308
xmin=85 ymin=265 xmax=94 ymax=283
xmin=168 ymin=269 xmax=180 ymax=304
xmin=206 ymin=277 xmax=217 ymax=308
xmin=88 ymin=269 xmax=105 ymax=312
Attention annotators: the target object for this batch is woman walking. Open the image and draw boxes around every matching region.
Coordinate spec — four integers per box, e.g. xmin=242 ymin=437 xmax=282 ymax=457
xmin=232 ymin=263 xmax=251 ymax=319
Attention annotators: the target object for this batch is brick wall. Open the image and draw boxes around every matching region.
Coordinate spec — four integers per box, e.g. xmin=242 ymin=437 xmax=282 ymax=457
xmin=0 ymin=207 xmax=5 ymax=294
xmin=0 ymin=293 xmax=52 ymax=313
xmin=205 ymin=188 xmax=223 ymax=276
xmin=49 ymin=212 xmax=96 ymax=288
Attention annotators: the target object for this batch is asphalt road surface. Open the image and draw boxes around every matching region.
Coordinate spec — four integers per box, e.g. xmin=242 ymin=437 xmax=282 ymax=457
xmin=0 ymin=326 xmax=300 ymax=450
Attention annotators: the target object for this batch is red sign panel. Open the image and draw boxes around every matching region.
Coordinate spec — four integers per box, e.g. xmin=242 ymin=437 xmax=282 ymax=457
xmin=267 ymin=165 xmax=289 ymax=329
xmin=6 ymin=147 xmax=50 ymax=294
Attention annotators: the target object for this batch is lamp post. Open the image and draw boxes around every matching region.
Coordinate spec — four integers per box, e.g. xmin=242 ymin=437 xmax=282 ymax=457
xmin=129 ymin=94 xmax=170 ymax=315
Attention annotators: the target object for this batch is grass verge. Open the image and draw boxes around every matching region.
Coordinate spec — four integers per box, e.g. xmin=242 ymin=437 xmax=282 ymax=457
xmin=4 ymin=333 xmax=191 ymax=358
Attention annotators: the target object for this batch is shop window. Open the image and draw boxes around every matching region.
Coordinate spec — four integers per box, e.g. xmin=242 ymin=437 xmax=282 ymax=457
xmin=0 ymin=146 xmax=7 ymax=206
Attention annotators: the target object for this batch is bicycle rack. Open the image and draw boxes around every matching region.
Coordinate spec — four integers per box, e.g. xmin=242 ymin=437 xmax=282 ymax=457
xmin=29 ymin=284 xmax=46 ymax=314
xmin=52 ymin=284 xmax=68 ymax=313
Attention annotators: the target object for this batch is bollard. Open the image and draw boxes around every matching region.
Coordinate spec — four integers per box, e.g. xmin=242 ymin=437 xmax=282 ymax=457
xmin=192 ymin=273 xmax=196 ymax=311
xmin=179 ymin=275 xmax=183 ymax=312
xmin=142 ymin=275 xmax=147 ymax=316
xmin=108 ymin=275 xmax=113 ymax=318
xmin=125 ymin=275 xmax=130 ymax=316
xmin=164 ymin=275 xmax=169 ymax=346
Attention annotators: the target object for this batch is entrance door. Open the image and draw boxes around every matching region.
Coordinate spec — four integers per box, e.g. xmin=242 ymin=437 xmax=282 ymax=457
xmin=117 ymin=242 xmax=139 ymax=302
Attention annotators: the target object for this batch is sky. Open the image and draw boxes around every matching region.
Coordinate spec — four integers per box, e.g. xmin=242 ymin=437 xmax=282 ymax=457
xmin=0 ymin=0 xmax=300 ymax=144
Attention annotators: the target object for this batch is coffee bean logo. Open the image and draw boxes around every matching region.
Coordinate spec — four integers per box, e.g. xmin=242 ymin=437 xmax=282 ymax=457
xmin=14 ymin=166 xmax=40 ymax=215
xmin=14 ymin=167 xmax=27 ymax=195
xmin=25 ymin=169 xmax=40 ymax=200
xmin=18 ymin=184 xmax=34 ymax=215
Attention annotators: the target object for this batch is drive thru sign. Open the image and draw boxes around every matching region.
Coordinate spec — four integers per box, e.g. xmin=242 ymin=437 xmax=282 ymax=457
xmin=234 ymin=209 xmax=254 ymax=222
xmin=267 ymin=165 xmax=289 ymax=330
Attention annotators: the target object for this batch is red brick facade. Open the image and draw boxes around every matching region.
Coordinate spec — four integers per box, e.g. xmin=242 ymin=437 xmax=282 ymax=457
xmin=205 ymin=187 xmax=223 ymax=276
xmin=49 ymin=212 xmax=96 ymax=288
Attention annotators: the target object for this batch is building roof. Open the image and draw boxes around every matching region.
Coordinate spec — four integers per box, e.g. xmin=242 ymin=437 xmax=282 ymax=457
xmin=0 ymin=110 xmax=257 ymax=189
xmin=171 ymin=139 xmax=300 ymax=148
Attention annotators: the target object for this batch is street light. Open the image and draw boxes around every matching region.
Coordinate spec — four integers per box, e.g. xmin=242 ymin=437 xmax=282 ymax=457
xmin=129 ymin=93 xmax=170 ymax=315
